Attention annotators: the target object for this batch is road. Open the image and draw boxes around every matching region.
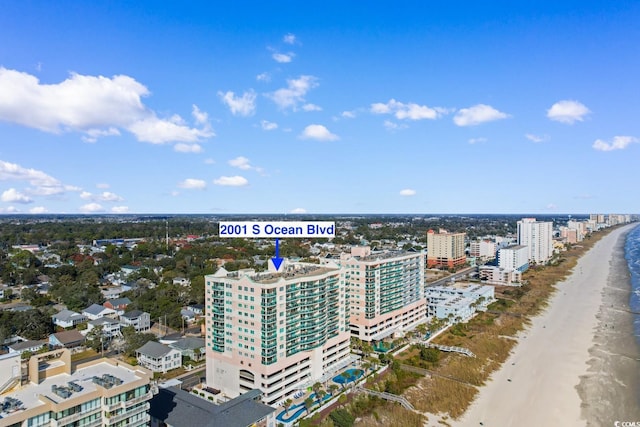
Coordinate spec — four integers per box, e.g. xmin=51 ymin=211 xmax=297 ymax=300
xmin=425 ymin=266 xmax=477 ymax=288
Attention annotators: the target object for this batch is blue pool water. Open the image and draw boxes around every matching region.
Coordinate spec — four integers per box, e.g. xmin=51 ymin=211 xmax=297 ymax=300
xmin=333 ymin=368 xmax=364 ymax=384
xmin=275 ymin=392 xmax=332 ymax=424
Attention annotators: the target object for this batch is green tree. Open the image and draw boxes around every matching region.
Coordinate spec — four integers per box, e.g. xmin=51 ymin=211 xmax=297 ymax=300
xmin=304 ymin=397 xmax=314 ymax=415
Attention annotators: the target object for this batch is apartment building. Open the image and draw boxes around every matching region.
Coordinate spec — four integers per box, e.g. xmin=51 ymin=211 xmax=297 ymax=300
xmin=517 ymin=218 xmax=553 ymax=264
xmin=498 ymin=245 xmax=529 ymax=273
xmin=0 ymin=349 xmax=152 ymax=427
xmin=204 ymin=263 xmax=350 ymax=406
xmin=426 ymin=230 xmax=466 ymax=269
xmin=338 ymin=247 xmax=426 ymax=342
xmin=469 ymin=240 xmax=497 ymax=260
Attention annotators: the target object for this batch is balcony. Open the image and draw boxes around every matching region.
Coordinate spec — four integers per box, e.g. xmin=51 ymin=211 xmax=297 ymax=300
xmin=52 ymin=407 xmax=102 ymax=426
xmin=121 ymin=392 xmax=153 ymax=409
xmin=105 ymin=403 xmax=150 ymax=425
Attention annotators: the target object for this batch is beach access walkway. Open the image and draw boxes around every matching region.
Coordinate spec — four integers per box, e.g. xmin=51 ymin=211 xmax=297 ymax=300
xmin=424 ymin=343 xmax=475 ymax=358
xmin=355 ymin=386 xmax=414 ymax=410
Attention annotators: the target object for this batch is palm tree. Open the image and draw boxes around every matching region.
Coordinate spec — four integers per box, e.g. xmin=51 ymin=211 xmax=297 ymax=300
xmin=304 ymin=397 xmax=314 ymax=415
xmin=340 ymin=371 xmax=351 ymax=390
xmin=316 ymin=389 xmax=327 ymax=406
xmin=283 ymin=398 xmax=293 ymax=415
xmin=312 ymin=382 xmax=323 ymax=404
xmin=328 ymin=384 xmax=338 ymax=396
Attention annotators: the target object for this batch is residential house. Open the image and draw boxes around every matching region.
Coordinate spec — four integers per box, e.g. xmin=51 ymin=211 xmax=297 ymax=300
xmin=49 ymin=330 xmax=86 ymax=352
xmin=82 ymin=303 xmax=117 ymax=320
xmin=120 ymin=310 xmax=151 ymax=332
xmin=87 ymin=317 xmax=122 ymax=338
xmin=8 ymin=339 xmax=48 ymax=355
xmin=104 ymin=297 xmax=132 ymax=315
xmin=172 ymin=277 xmax=191 ymax=287
xmin=180 ymin=308 xmax=196 ymax=323
xmin=187 ymin=304 xmax=204 ymax=315
xmin=52 ymin=309 xmax=87 ymax=329
xmin=169 ymin=337 xmax=205 ymax=362
xmin=136 ymin=341 xmax=182 ymax=373
xmin=101 ymin=285 xmax=125 ymax=300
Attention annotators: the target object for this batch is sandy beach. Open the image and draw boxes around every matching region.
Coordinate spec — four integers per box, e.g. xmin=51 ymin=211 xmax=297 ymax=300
xmin=453 ymin=224 xmax=640 ymax=427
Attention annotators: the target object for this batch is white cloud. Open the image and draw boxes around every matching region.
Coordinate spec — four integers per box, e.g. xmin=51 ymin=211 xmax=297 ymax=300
xmin=468 ymin=137 xmax=487 ymax=144
xmin=261 ymin=120 xmax=278 ymax=131
xmin=228 ymin=156 xmax=252 ymax=170
xmin=302 ymin=103 xmax=322 ymax=112
xmin=204 ymin=158 xmax=215 ymax=164
xmin=268 ymin=75 xmax=318 ymax=110
xmin=256 ymin=72 xmax=270 ymax=82
xmin=80 ymin=190 xmax=124 ymax=202
xmin=399 ymin=189 xmax=416 ymax=196
xmin=341 ymin=111 xmax=356 ymax=119
xmin=0 ymin=206 xmax=20 ymax=213
xmin=80 ymin=202 xmax=104 ymax=213
xmin=29 ymin=206 xmax=47 ymax=214
xmin=383 ymin=120 xmax=407 ymax=131
xmin=546 ymin=203 xmax=557 ymax=210
xmin=453 ymin=104 xmax=510 ymax=126
xmin=218 ymin=90 xmax=257 ymax=116
xmin=98 ymin=191 xmax=124 ymax=202
xmin=178 ymin=178 xmax=207 ymax=189
xmin=0 ymin=159 xmax=76 ymax=197
xmin=174 ymin=143 xmax=203 ymax=153
xmin=192 ymin=105 xmax=209 ymax=125
xmin=1 ymin=188 xmax=33 ymax=204
xmin=592 ymin=135 xmax=638 ymax=152
xmin=525 ymin=133 xmax=548 ymax=143
xmin=283 ymin=33 xmax=297 ymax=44
xmin=213 ymin=176 xmax=249 ymax=187
xmin=547 ymin=100 xmax=590 ymax=124
xmin=111 ymin=206 xmax=129 ymax=213
xmin=300 ymin=124 xmax=339 ymax=141
xmin=272 ymin=52 xmax=294 ymax=63
xmin=290 ymin=208 xmax=306 ymax=214
xmin=0 ymin=67 xmax=214 ymax=143
xmin=127 ymin=114 xmax=213 ymax=144
xmin=371 ymin=99 xmax=448 ymax=121
xmin=96 ymin=183 xmax=110 ymax=189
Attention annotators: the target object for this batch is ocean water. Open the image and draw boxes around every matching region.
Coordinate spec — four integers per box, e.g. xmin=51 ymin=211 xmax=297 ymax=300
xmin=625 ymin=224 xmax=640 ymax=343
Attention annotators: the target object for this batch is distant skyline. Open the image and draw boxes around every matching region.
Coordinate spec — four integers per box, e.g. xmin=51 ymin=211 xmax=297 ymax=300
xmin=0 ymin=1 xmax=639 ymax=215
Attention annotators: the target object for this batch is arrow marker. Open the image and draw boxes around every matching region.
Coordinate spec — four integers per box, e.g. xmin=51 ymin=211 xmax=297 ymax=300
xmin=272 ymin=238 xmax=284 ymax=271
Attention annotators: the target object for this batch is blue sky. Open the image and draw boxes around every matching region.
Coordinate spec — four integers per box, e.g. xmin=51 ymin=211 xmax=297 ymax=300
xmin=0 ymin=1 xmax=638 ymax=215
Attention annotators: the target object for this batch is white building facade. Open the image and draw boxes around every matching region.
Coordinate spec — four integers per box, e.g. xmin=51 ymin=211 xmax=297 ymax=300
xmin=517 ymin=218 xmax=553 ymax=264
xmin=204 ymin=263 xmax=351 ymax=406
xmin=498 ymin=245 xmax=529 ymax=272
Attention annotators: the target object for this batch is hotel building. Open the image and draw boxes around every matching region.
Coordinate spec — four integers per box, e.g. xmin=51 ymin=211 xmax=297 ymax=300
xmin=517 ymin=218 xmax=553 ymax=264
xmin=498 ymin=245 xmax=529 ymax=273
xmin=426 ymin=230 xmax=466 ymax=269
xmin=204 ymin=263 xmax=351 ymax=406
xmin=0 ymin=349 xmax=152 ymax=427
xmin=338 ymin=247 xmax=426 ymax=342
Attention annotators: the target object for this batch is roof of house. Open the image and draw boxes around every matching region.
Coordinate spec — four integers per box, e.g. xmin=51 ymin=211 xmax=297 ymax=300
xmin=137 ymin=340 xmax=172 ymax=358
xmin=89 ymin=317 xmax=120 ymax=326
xmin=51 ymin=330 xmax=85 ymax=345
xmin=120 ymin=309 xmax=146 ymax=319
xmin=169 ymin=337 xmax=205 ymax=351
xmin=149 ymin=387 xmax=275 ymax=427
xmin=106 ymin=297 xmax=132 ymax=307
xmin=188 ymin=304 xmax=204 ymax=311
xmin=83 ymin=303 xmax=110 ymax=316
xmin=8 ymin=339 xmax=47 ymax=352
xmin=180 ymin=309 xmax=196 ymax=318
xmin=52 ymin=309 xmax=84 ymax=322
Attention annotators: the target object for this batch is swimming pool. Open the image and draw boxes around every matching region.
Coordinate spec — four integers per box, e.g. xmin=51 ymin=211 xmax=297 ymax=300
xmin=275 ymin=392 xmax=332 ymax=424
xmin=333 ymin=368 xmax=364 ymax=384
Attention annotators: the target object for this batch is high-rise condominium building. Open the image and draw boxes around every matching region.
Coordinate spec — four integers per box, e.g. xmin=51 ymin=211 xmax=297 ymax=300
xmin=517 ymin=218 xmax=553 ymax=264
xmin=498 ymin=245 xmax=529 ymax=272
xmin=339 ymin=247 xmax=426 ymax=342
xmin=426 ymin=230 xmax=466 ymax=268
xmin=0 ymin=349 xmax=152 ymax=427
xmin=204 ymin=263 xmax=350 ymax=406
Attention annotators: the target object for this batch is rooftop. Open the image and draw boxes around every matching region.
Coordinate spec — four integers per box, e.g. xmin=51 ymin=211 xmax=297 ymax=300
xmin=149 ymin=387 xmax=275 ymax=427
xmin=218 ymin=264 xmax=338 ymax=284
xmin=0 ymin=358 xmax=148 ymax=419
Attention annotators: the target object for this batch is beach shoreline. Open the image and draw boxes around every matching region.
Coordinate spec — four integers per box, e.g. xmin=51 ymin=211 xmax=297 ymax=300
xmin=450 ymin=224 xmax=640 ymax=427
